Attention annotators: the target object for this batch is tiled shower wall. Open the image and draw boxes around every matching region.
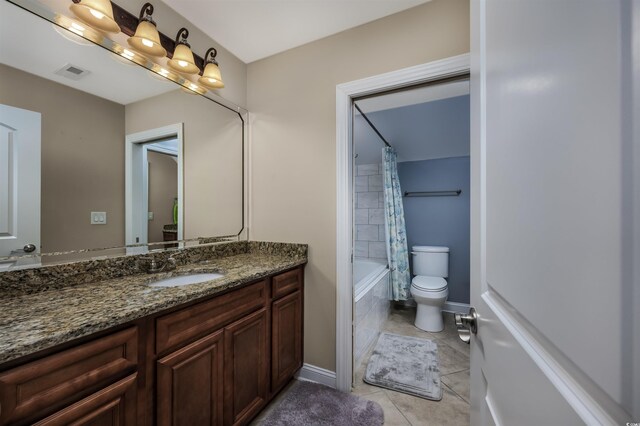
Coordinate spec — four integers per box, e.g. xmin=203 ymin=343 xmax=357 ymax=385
xmin=355 ymin=163 xmax=387 ymax=262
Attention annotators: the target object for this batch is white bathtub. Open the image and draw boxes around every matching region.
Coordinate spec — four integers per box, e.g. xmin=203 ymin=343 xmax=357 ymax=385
xmin=353 ymin=258 xmax=390 ymax=369
xmin=354 ymin=258 xmax=388 ymax=301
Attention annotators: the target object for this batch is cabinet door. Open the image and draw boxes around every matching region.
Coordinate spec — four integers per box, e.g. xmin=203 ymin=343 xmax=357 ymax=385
xmin=33 ymin=374 xmax=138 ymax=426
xmin=157 ymin=330 xmax=224 ymax=426
xmin=223 ymin=308 xmax=268 ymax=426
xmin=271 ymin=291 xmax=302 ymax=392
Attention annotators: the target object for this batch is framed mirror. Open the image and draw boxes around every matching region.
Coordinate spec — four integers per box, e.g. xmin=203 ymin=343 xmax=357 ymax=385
xmin=0 ymin=0 xmax=246 ymax=269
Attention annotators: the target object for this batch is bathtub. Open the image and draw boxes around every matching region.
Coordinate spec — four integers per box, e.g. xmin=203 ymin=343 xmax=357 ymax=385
xmin=353 ymin=258 xmax=391 ymax=369
xmin=354 ymin=258 xmax=388 ymax=301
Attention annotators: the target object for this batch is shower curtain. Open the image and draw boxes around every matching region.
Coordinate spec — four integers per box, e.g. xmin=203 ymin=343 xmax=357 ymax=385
xmin=382 ymin=146 xmax=411 ymax=301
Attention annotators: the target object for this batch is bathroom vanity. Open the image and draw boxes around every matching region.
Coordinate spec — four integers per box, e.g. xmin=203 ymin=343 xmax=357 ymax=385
xmin=0 ymin=1 xmax=305 ymax=424
xmin=0 ymin=242 xmax=306 ymax=426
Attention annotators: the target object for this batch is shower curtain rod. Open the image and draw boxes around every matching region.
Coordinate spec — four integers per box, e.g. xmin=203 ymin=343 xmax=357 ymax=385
xmin=354 ymin=103 xmax=391 ymax=148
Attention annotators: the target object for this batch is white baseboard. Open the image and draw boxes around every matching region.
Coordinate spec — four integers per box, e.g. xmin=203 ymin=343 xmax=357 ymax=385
xmin=395 ymin=299 xmax=470 ymax=315
xmin=295 ymin=363 xmax=337 ymax=388
xmin=443 ymin=301 xmax=471 ymax=314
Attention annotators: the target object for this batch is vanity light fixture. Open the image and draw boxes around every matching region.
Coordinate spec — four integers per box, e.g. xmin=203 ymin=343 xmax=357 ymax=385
xmin=122 ymin=48 xmax=135 ymax=59
xmin=198 ymin=47 xmax=224 ymax=89
xmin=167 ymin=28 xmax=199 ymax=75
xmin=127 ymin=3 xmax=166 ymax=58
xmin=68 ymin=21 xmax=86 ymax=36
xmin=54 ymin=14 xmax=104 ymax=45
xmin=69 ymin=0 xmax=120 ymax=33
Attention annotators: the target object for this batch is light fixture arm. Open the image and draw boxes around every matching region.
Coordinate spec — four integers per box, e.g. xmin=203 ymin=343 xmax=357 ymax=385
xmin=138 ymin=2 xmax=154 ymax=22
xmin=205 ymin=47 xmax=219 ymax=65
xmin=175 ymin=27 xmax=190 ymax=46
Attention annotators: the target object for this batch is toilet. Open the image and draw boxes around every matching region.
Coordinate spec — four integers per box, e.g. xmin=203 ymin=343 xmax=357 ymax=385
xmin=410 ymin=245 xmax=449 ymax=332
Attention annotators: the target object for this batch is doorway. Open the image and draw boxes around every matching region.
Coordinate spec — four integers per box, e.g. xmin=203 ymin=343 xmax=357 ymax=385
xmin=125 ymin=123 xmax=184 ymax=252
xmin=335 ymin=54 xmax=470 ymax=392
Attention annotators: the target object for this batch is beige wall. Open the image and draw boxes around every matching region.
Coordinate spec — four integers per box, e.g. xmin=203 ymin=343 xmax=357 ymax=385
xmin=126 ymin=90 xmax=244 ymax=238
xmin=247 ymin=0 xmax=470 ymax=371
xmin=147 ymin=151 xmax=178 ymax=243
xmin=0 ymin=64 xmax=126 ymax=254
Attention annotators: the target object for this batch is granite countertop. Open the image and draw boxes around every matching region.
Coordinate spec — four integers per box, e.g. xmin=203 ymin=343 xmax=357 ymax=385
xmin=0 ymin=247 xmax=306 ymax=365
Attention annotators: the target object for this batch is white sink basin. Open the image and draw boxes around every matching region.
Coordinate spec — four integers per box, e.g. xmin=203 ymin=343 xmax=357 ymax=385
xmin=147 ymin=272 xmax=224 ymax=288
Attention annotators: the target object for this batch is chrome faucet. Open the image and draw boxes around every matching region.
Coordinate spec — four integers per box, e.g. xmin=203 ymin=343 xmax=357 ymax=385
xmin=140 ymin=256 xmax=177 ymax=274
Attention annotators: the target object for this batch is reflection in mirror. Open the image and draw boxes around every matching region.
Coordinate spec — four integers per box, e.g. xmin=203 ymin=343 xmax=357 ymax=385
xmin=0 ymin=0 xmax=244 ymax=269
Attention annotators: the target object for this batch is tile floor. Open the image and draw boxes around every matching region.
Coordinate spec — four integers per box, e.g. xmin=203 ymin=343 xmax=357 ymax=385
xmin=353 ymin=306 xmax=470 ymax=425
xmin=252 ymin=306 xmax=470 ymax=425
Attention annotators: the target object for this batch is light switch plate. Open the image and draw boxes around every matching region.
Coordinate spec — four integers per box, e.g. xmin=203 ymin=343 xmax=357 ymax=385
xmin=91 ymin=211 xmax=107 ymax=225
xmin=148 ymin=212 xmax=154 ymax=220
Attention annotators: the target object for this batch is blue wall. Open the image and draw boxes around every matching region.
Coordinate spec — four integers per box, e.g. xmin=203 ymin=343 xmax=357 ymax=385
xmin=356 ymin=95 xmax=470 ymax=163
xmin=397 ymin=156 xmax=470 ymax=304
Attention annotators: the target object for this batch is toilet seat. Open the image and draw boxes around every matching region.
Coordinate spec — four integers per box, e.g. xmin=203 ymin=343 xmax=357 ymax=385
xmin=411 ymin=276 xmax=447 ymax=292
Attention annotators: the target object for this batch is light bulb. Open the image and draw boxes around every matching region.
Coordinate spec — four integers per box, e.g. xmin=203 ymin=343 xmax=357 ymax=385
xmin=122 ymin=49 xmax=135 ymax=58
xmin=69 ymin=22 xmax=85 ymax=35
xmin=178 ymin=60 xmax=188 ymax=68
xmin=207 ymin=78 xmax=217 ymax=83
xmin=159 ymin=68 xmax=169 ymax=76
xmin=142 ymin=38 xmax=154 ymax=47
xmin=89 ymin=8 xmax=105 ymax=19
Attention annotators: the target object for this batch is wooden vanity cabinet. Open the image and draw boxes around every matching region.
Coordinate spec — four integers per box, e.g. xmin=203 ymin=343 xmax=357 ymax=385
xmin=270 ymin=268 xmax=304 ymax=394
xmin=0 ymin=265 xmax=304 ymax=426
xmin=153 ymin=267 xmax=303 ymax=426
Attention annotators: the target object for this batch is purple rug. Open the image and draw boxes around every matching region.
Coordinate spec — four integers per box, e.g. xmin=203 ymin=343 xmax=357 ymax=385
xmin=260 ymin=381 xmax=384 ymax=426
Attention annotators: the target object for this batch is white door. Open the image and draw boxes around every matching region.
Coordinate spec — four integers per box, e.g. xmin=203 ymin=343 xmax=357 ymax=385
xmin=0 ymin=104 xmax=41 ymax=263
xmin=468 ymin=0 xmax=638 ymax=424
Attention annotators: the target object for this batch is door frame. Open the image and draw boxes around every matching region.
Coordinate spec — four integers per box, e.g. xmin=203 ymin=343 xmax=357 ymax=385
xmin=335 ymin=54 xmax=470 ymax=392
xmin=125 ymin=123 xmax=184 ymax=249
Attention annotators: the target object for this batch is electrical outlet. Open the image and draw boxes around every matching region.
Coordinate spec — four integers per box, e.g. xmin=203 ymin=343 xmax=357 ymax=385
xmin=148 ymin=212 xmax=154 ymax=220
xmin=91 ymin=212 xmax=107 ymax=225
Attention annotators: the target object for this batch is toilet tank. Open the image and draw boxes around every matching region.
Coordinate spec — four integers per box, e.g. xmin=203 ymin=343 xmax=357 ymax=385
xmin=412 ymin=246 xmax=449 ymax=277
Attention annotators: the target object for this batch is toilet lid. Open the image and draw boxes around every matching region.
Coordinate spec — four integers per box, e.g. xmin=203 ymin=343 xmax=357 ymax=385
xmin=411 ymin=276 xmax=447 ymax=291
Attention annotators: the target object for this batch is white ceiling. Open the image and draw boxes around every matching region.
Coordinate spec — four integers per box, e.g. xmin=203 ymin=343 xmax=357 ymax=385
xmin=356 ymin=80 xmax=470 ymax=114
xmin=0 ymin=1 xmax=176 ymax=105
xmin=163 ymin=0 xmax=430 ymax=63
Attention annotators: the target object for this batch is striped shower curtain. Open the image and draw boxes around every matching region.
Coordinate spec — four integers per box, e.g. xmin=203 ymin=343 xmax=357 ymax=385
xmin=382 ymin=147 xmax=411 ymax=301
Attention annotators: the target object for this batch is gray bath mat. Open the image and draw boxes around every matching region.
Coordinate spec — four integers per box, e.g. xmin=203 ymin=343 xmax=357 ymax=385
xmin=260 ymin=380 xmax=383 ymax=426
xmin=364 ymin=332 xmax=442 ymax=401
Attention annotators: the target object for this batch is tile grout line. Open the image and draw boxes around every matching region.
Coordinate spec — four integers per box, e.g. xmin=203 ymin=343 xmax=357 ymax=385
xmin=441 ymin=380 xmax=470 ymax=405
xmin=434 ymin=335 xmax=471 ymax=356
xmin=441 ymin=367 xmax=470 ymax=378
xmin=441 ymin=366 xmax=470 ymax=376
xmin=382 ymin=389 xmax=415 ymax=426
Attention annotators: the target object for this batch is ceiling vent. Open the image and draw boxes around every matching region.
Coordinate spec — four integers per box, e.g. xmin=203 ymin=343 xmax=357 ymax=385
xmin=54 ymin=63 xmax=91 ymax=81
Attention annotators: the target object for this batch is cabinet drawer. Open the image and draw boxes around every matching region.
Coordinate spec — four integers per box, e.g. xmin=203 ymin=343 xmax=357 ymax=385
xmin=156 ymin=280 xmax=268 ymax=354
xmin=272 ymin=268 xmax=302 ymax=299
xmin=0 ymin=327 xmax=138 ymax=425
xmin=33 ymin=374 xmax=138 ymax=426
